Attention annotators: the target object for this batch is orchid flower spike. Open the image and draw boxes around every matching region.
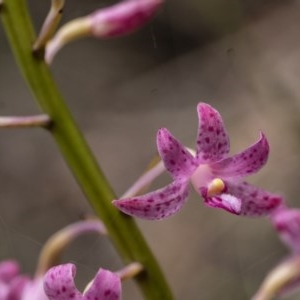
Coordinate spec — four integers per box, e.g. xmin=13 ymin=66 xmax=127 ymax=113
xmin=113 ymin=102 xmax=283 ymax=220
xmin=45 ymin=0 xmax=163 ymax=63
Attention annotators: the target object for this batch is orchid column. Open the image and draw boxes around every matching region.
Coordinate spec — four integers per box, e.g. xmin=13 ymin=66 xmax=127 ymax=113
xmin=0 ymin=0 xmax=173 ymax=299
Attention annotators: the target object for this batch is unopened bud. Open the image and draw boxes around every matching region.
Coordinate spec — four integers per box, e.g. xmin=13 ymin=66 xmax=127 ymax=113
xmin=45 ymin=0 xmax=163 ymax=63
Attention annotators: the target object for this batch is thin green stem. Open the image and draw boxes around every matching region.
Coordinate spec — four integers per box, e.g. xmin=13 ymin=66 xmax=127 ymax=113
xmin=0 ymin=1 xmax=173 ymax=299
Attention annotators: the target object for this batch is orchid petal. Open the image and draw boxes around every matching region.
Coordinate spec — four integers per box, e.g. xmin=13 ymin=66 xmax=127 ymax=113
xmin=196 ymin=103 xmax=230 ymax=163
xmin=113 ymin=180 xmax=190 ymax=220
xmin=210 ymin=132 xmax=269 ymax=178
xmin=157 ymin=128 xmax=197 ymax=180
xmin=271 ymin=207 xmax=300 ymax=253
xmin=227 ymin=181 xmax=282 ymax=216
xmin=83 ymin=269 xmax=121 ymax=300
xmin=0 ymin=281 xmax=8 ymax=299
xmin=44 ymin=264 xmax=82 ymax=300
xmin=12 ymin=276 xmax=37 ymax=300
xmin=204 ymin=193 xmax=242 ymax=215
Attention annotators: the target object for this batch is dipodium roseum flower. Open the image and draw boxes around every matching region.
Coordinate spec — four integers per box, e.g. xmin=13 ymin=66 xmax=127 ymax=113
xmin=0 ymin=260 xmax=30 ymax=299
xmin=113 ymin=102 xmax=282 ymax=220
xmin=0 ymin=259 xmax=49 ymax=300
xmin=44 ymin=263 xmax=121 ymax=300
xmin=0 ymin=220 xmax=108 ymax=300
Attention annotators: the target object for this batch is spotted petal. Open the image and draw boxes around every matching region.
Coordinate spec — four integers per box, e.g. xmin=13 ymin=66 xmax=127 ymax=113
xmin=271 ymin=207 xmax=300 ymax=253
xmin=210 ymin=132 xmax=269 ymax=178
xmin=84 ymin=269 xmax=121 ymax=300
xmin=157 ymin=128 xmax=197 ymax=180
xmin=44 ymin=264 xmax=82 ymax=300
xmin=227 ymin=181 xmax=282 ymax=216
xmin=113 ymin=180 xmax=190 ymax=220
xmin=196 ymin=103 xmax=230 ymax=163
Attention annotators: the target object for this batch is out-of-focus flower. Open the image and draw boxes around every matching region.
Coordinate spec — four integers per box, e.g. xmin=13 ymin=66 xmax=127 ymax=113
xmin=113 ymin=102 xmax=282 ymax=220
xmin=0 ymin=260 xmax=30 ymax=299
xmin=271 ymin=206 xmax=300 ymax=253
xmin=44 ymin=263 xmax=121 ymax=300
xmin=45 ymin=0 xmax=163 ymax=63
xmin=0 ymin=220 xmax=108 ymax=299
xmin=252 ymin=206 xmax=300 ymax=300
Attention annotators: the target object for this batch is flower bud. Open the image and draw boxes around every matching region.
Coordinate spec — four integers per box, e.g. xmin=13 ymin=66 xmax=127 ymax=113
xmin=45 ymin=0 xmax=163 ymax=63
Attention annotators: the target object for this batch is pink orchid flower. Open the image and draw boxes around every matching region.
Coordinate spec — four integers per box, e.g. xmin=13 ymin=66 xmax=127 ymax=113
xmin=44 ymin=263 xmax=121 ymax=300
xmin=113 ymin=102 xmax=282 ymax=220
xmin=0 ymin=260 xmax=30 ymax=299
xmin=0 ymin=220 xmax=121 ymax=300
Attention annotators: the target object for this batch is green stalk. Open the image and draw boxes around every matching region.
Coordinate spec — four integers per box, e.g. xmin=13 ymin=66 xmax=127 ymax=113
xmin=0 ymin=1 xmax=173 ymax=299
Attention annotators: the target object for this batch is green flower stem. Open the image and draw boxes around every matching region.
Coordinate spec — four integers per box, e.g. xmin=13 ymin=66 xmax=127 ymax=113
xmin=0 ymin=1 xmax=173 ymax=299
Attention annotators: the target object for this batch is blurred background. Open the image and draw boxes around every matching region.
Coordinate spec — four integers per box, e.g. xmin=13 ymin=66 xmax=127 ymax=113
xmin=1 ymin=0 xmax=300 ymax=299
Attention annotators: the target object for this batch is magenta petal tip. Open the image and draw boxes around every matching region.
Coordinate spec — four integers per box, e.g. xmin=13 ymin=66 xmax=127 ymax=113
xmin=90 ymin=0 xmax=163 ymax=38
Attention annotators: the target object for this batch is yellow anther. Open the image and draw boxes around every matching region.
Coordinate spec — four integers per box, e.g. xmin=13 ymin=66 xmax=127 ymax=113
xmin=207 ymin=178 xmax=225 ymax=197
